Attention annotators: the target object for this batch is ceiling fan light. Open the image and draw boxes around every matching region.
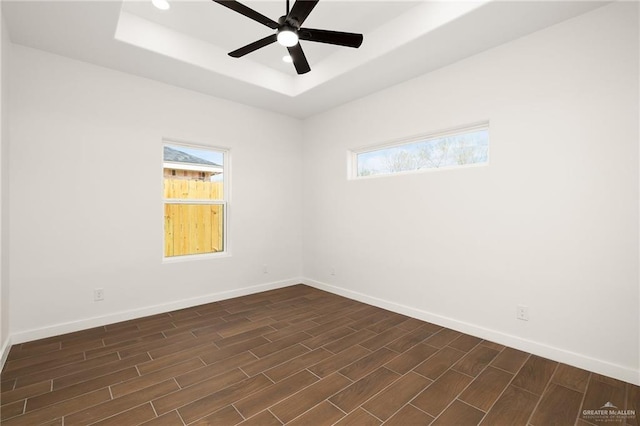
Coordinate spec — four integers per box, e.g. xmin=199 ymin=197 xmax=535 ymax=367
xmin=277 ymin=29 xmax=298 ymax=47
xmin=282 ymin=55 xmax=293 ymax=63
xmin=152 ymin=0 xmax=170 ymax=10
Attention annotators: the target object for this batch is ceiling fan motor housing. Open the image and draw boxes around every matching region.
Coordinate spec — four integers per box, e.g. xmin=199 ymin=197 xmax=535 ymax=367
xmin=277 ymin=16 xmax=299 ymax=47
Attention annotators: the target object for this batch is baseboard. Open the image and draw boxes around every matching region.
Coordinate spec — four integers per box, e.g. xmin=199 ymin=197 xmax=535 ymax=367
xmin=7 ymin=277 xmax=639 ymax=385
xmin=10 ymin=278 xmax=302 ymax=345
xmin=0 ymin=335 xmax=11 ymax=372
xmin=303 ymin=278 xmax=640 ymax=386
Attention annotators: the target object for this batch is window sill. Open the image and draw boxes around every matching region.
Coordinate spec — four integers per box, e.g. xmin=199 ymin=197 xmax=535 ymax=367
xmin=162 ymin=251 xmax=231 ymax=263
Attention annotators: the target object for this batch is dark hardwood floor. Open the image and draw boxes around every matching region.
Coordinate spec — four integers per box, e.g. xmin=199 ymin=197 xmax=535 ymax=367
xmin=1 ymin=285 xmax=637 ymax=425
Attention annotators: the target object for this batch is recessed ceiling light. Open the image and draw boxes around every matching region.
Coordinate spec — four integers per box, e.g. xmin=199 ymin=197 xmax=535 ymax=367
xmin=282 ymin=55 xmax=293 ymax=63
xmin=152 ymin=0 xmax=170 ymax=11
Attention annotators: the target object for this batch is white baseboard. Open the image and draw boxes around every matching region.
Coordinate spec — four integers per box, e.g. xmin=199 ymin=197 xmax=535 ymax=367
xmin=7 ymin=277 xmax=639 ymax=386
xmin=10 ymin=278 xmax=301 ymax=345
xmin=0 ymin=335 xmax=11 ymax=371
xmin=303 ymin=278 xmax=640 ymax=386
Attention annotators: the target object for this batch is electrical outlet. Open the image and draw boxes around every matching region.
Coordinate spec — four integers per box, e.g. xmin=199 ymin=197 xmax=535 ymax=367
xmin=263 ymin=264 xmax=268 ymax=274
xmin=516 ymin=305 xmax=529 ymax=321
xmin=94 ymin=288 xmax=104 ymax=302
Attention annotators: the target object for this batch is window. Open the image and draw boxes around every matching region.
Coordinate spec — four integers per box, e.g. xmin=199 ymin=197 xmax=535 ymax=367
xmin=351 ymin=123 xmax=489 ymax=178
xmin=163 ymin=142 xmax=227 ymax=258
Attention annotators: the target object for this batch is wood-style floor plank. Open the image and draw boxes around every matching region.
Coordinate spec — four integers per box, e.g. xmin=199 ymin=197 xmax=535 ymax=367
xmin=431 ymin=400 xmax=485 ymax=426
xmin=1 ymin=284 xmax=637 ymax=425
xmin=451 ymin=345 xmax=500 ymax=377
xmin=270 ymin=373 xmax=351 ymax=423
xmin=529 ymin=383 xmax=584 ymax=426
xmin=234 ymin=370 xmax=318 ymax=419
xmin=263 ymin=348 xmax=332 ymax=382
xmin=286 ymin=401 xmax=344 ymax=426
xmin=177 ymin=374 xmax=273 ymax=424
xmin=26 ymin=367 xmax=139 ymax=412
xmin=411 ymin=369 xmax=474 ymax=417
xmin=479 ymin=385 xmax=539 ymax=426
xmin=413 ymin=346 xmax=466 ymax=380
xmin=511 ymin=355 xmax=558 ymax=395
xmin=338 ymin=348 xmax=398 ymax=381
xmin=385 ymin=404 xmax=435 ymax=425
xmin=1 ymin=380 xmax=52 ymax=405
xmin=64 ymin=380 xmax=179 ymax=426
xmin=551 ymin=364 xmax=590 ymax=393
xmin=307 ymin=345 xmax=370 ymax=378
xmin=385 ymin=343 xmax=438 ymax=375
xmin=328 ymin=367 xmax=399 ymax=413
xmin=238 ymin=409 xmax=282 ymax=426
xmin=458 ymin=366 xmax=513 ymax=411
xmin=333 ymin=408 xmax=381 ymax=426
xmin=152 ymin=369 xmax=247 ymax=415
xmin=362 ymin=371 xmax=432 ymax=421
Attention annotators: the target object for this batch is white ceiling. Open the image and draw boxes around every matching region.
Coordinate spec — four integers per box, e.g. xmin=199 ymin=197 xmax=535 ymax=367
xmin=2 ymin=0 xmax=608 ymax=118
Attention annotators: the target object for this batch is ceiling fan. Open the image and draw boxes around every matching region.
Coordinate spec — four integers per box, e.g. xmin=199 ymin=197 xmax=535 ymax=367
xmin=212 ymin=0 xmax=364 ymax=74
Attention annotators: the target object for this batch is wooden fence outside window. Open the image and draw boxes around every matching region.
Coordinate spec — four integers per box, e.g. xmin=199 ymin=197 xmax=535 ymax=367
xmin=163 ymin=179 xmax=224 ymax=257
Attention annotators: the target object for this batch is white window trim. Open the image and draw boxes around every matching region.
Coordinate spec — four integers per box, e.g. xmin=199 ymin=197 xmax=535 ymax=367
xmin=162 ymin=139 xmax=231 ymax=262
xmin=348 ymin=121 xmax=490 ymax=180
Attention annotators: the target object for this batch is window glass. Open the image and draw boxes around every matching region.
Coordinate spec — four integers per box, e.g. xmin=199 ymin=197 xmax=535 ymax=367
xmin=354 ymin=126 xmax=489 ymax=178
xmin=163 ymin=143 xmax=227 ymax=257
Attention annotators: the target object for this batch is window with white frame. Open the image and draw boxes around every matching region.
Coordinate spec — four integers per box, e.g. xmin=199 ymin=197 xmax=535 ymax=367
xmin=163 ymin=142 xmax=227 ymax=258
xmin=351 ymin=123 xmax=489 ymax=178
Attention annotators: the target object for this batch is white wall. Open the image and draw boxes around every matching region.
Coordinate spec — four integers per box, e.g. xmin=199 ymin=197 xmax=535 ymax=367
xmin=0 ymin=9 xmax=11 ymax=368
xmin=302 ymin=2 xmax=639 ymax=384
xmin=8 ymin=46 xmax=303 ymax=341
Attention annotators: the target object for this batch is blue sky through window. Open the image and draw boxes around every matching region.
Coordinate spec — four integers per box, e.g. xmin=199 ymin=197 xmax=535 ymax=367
xmin=168 ymin=144 xmax=224 ymax=166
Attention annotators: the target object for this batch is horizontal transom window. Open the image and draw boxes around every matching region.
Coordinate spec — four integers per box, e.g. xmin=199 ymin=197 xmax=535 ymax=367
xmin=351 ymin=123 xmax=489 ymax=179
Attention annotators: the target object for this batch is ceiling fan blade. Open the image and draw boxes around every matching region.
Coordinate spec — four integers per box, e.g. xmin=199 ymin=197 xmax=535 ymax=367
xmin=212 ymin=0 xmax=278 ymax=29
xmin=229 ymin=34 xmax=278 ymax=58
xmin=299 ymin=28 xmax=363 ymax=48
xmin=287 ymin=0 xmax=319 ymax=27
xmin=287 ymin=43 xmax=311 ymax=74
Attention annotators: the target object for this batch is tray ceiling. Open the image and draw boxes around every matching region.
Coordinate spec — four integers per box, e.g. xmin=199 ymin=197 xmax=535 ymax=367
xmin=2 ymin=1 xmax=608 ymax=118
